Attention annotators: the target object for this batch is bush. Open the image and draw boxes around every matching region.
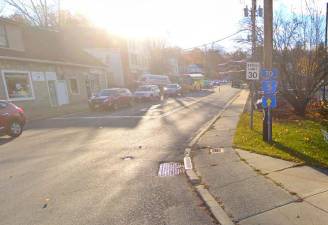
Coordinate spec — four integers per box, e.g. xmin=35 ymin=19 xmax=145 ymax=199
xmin=320 ymin=101 xmax=328 ymax=117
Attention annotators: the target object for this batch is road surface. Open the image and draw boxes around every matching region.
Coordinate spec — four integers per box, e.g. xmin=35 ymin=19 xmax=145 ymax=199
xmin=0 ymin=85 xmax=239 ymax=225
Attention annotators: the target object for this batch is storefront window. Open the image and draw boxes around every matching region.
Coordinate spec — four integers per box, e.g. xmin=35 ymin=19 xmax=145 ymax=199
xmin=3 ymin=72 xmax=34 ymax=100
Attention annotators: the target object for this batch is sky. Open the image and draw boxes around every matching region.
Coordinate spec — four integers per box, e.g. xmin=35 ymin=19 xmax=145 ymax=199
xmin=60 ymin=0 xmax=327 ymax=50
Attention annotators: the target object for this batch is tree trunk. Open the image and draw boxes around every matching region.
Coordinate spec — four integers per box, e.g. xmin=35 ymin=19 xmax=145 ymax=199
xmin=282 ymin=92 xmax=308 ymax=117
xmin=293 ymin=103 xmax=307 ymax=117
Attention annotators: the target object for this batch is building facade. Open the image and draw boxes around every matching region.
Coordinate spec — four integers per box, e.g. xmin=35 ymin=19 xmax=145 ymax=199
xmin=85 ymin=48 xmax=125 ymax=87
xmin=0 ymin=18 xmax=107 ymax=118
xmin=126 ymin=39 xmax=150 ymax=87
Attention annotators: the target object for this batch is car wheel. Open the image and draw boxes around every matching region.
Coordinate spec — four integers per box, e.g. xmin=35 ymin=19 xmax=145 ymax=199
xmin=8 ymin=120 xmax=23 ymax=137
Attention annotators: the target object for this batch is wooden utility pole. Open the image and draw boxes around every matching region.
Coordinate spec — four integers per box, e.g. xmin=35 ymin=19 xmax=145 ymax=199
xmin=58 ymin=0 xmax=61 ymax=27
xmin=263 ymin=0 xmax=273 ymax=142
xmin=324 ymin=2 xmax=328 ymax=101
xmin=250 ymin=0 xmax=256 ymax=129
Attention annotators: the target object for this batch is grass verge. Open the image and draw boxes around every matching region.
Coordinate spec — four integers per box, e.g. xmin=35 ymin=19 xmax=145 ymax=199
xmin=233 ymin=112 xmax=328 ymax=168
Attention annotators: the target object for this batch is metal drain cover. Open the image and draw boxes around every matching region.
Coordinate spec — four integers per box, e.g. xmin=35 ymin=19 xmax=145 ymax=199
xmin=158 ymin=162 xmax=184 ymax=176
xmin=121 ymin=156 xmax=134 ymax=160
xmin=210 ymin=148 xmax=224 ymax=154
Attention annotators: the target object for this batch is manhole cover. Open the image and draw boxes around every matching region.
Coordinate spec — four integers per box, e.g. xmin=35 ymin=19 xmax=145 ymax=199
xmin=121 ymin=156 xmax=134 ymax=160
xmin=210 ymin=148 xmax=224 ymax=154
xmin=158 ymin=162 xmax=184 ymax=177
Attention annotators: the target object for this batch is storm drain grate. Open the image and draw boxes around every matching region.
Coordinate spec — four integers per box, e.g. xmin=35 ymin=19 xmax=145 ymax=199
xmin=158 ymin=162 xmax=184 ymax=177
xmin=121 ymin=156 xmax=134 ymax=160
xmin=210 ymin=148 xmax=224 ymax=154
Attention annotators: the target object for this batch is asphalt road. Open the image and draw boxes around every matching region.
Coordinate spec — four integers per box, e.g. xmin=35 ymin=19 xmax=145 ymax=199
xmin=0 ymin=85 xmax=240 ymax=225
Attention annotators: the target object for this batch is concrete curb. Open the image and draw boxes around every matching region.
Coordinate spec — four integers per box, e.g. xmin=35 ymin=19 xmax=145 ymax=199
xmin=184 ymin=89 xmax=249 ymax=225
xmin=195 ymin=185 xmax=235 ymax=225
xmin=187 ymin=90 xmax=245 ymax=149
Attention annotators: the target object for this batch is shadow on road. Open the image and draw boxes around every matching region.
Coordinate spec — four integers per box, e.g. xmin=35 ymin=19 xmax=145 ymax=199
xmin=24 ymin=89 xmax=218 ymax=132
xmin=0 ymin=137 xmax=15 ymax=146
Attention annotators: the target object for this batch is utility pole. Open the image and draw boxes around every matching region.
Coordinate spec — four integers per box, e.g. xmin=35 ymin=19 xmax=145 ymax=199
xmin=58 ymin=0 xmax=61 ymax=28
xmin=263 ymin=0 xmax=273 ymax=142
xmin=250 ymin=0 xmax=256 ymax=129
xmin=324 ymin=2 xmax=328 ymax=101
xmin=44 ymin=0 xmax=48 ymax=27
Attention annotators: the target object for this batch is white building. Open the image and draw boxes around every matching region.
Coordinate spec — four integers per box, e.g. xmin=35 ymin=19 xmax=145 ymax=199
xmin=127 ymin=39 xmax=150 ymax=76
xmin=84 ymin=48 xmax=125 ymax=87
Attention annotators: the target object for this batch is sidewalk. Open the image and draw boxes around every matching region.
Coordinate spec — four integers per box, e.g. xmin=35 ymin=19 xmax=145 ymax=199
xmin=191 ymin=90 xmax=328 ymax=225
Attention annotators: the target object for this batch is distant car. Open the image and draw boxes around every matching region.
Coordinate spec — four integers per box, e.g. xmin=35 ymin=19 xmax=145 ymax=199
xmin=164 ymin=84 xmax=182 ymax=97
xmin=134 ymin=85 xmax=161 ymax=101
xmin=138 ymin=74 xmax=171 ymax=86
xmin=231 ymin=80 xmax=242 ymax=88
xmin=88 ymin=88 xmax=134 ymax=111
xmin=0 ymin=101 xmax=26 ymax=137
xmin=212 ymin=80 xmax=221 ymax=86
xmin=203 ymin=80 xmax=214 ymax=89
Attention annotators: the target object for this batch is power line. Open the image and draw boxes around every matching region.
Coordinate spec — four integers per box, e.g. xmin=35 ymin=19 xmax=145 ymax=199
xmin=183 ymin=29 xmax=247 ymax=52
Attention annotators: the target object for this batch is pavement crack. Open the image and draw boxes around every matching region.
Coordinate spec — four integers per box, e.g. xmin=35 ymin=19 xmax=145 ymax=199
xmin=237 ymin=199 xmax=299 ymax=222
xmin=209 ymin=174 xmax=258 ymax=190
xmin=304 ymin=199 xmax=328 ymax=214
xmin=303 ymin=189 xmax=328 ymax=201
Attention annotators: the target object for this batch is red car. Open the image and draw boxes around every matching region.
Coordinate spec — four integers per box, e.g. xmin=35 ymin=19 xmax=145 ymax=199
xmin=0 ymin=101 xmax=26 ymax=137
xmin=88 ymin=88 xmax=135 ymax=111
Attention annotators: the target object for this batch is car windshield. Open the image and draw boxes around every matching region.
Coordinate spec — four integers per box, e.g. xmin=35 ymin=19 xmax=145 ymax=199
xmin=136 ymin=86 xmax=152 ymax=92
xmin=166 ymin=84 xmax=178 ymax=88
xmin=98 ymin=89 xmax=119 ymax=96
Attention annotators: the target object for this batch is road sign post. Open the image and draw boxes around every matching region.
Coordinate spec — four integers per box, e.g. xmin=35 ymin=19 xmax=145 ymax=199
xmin=246 ymin=62 xmax=260 ymax=80
xmin=261 ymin=68 xmax=278 ymax=143
xmin=246 ymin=62 xmax=260 ymax=130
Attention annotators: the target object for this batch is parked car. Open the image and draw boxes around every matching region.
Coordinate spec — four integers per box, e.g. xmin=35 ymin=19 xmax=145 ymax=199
xmin=138 ymin=74 xmax=171 ymax=86
xmin=88 ymin=88 xmax=134 ymax=111
xmin=134 ymin=85 xmax=161 ymax=101
xmin=0 ymin=101 xmax=26 ymax=137
xmin=164 ymin=84 xmax=182 ymax=97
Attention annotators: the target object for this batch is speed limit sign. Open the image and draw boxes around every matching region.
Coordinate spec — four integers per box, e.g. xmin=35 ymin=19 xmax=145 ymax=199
xmin=246 ymin=62 xmax=260 ymax=80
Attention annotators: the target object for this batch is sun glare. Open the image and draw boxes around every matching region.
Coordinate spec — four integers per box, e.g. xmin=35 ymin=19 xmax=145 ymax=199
xmin=63 ymin=0 xmax=245 ymax=48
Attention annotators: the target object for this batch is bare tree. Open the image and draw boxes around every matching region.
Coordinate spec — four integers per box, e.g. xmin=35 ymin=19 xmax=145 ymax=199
xmin=237 ymin=0 xmax=328 ymax=116
xmin=3 ymin=0 xmax=59 ymax=27
xmin=274 ymin=0 xmax=328 ymax=116
xmin=235 ymin=15 xmax=264 ymax=60
xmin=145 ymin=38 xmax=171 ymax=74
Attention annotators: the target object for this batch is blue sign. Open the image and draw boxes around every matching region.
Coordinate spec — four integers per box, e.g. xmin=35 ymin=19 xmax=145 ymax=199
xmin=262 ymin=80 xmax=278 ymax=94
xmin=261 ymin=68 xmax=279 ymax=80
xmin=262 ymin=94 xmax=277 ymax=109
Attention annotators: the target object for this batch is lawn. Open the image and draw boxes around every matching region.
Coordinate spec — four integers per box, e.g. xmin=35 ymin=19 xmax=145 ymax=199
xmin=233 ymin=112 xmax=328 ymax=168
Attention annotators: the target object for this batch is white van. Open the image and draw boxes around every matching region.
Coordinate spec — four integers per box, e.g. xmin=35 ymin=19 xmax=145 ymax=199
xmin=138 ymin=74 xmax=171 ymax=86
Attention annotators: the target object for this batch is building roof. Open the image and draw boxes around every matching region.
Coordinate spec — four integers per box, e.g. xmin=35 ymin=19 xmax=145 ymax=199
xmin=0 ymin=21 xmax=105 ymax=68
